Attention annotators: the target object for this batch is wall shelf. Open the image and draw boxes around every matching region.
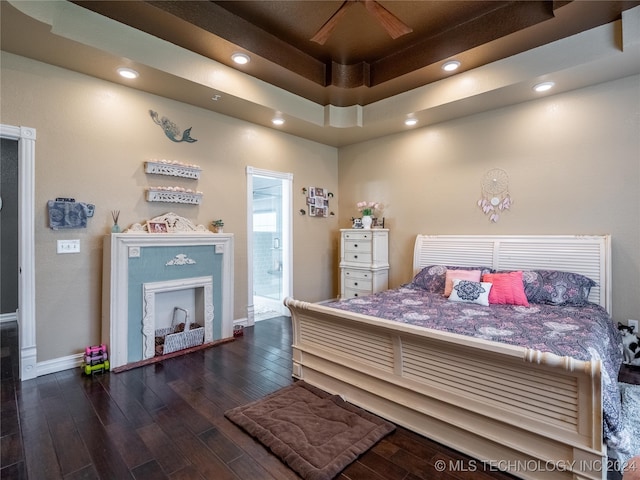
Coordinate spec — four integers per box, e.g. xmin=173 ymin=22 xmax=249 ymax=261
xmin=145 ymin=160 xmax=201 ymax=179
xmin=146 ymin=188 xmax=202 ymax=205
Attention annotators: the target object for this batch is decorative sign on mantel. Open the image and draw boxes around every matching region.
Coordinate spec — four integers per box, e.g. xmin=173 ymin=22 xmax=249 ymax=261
xmin=126 ymin=212 xmax=209 ymax=233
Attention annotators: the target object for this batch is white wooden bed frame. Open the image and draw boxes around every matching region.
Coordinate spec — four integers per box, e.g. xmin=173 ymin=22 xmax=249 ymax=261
xmin=285 ymin=235 xmax=613 ymax=480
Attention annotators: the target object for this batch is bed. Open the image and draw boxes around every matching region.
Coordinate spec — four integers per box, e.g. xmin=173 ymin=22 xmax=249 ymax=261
xmin=284 ymin=235 xmax=626 ymax=480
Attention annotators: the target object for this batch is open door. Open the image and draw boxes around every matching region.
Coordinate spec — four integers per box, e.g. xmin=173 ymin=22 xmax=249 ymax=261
xmin=246 ymin=167 xmax=292 ymax=325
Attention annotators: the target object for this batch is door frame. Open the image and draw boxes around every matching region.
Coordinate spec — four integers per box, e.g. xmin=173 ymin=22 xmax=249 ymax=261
xmin=0 ymin=124 xmax=37 ymax=380
xmin=246 ymin=166 xmax=293 ymax=326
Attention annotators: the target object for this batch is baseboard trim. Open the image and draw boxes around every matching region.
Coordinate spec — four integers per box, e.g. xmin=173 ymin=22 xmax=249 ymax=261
xmin=36 ymin=353 xmax=83 ymax=377
xmin=28 ymin=318 xmax=250 ymax=378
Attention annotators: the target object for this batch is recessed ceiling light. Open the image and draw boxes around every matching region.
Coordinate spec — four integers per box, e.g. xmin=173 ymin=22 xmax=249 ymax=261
xmin=117 ymin=67 xmax=139 ymax=79
xmin=231 ymin=53 xmax=250 ymax=65
xmin=272 ymin=117 xmax=285 ymax=126
xmin=533 ymin=81 xmax=555 ymax=93
xmin=442 ymin=60 xmax=461 ymax=72
xmin=404 ymin=118 xmax=418 ymax=126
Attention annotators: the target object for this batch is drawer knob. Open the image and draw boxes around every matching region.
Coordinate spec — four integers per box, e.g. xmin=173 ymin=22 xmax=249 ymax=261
xmin=354 ymin=282 xmax=358 ymax=286
xmin=354 ymin=244 xmax=358 ymax=248
xmin=354 ymin=293 xmax=358 ymax=297
xmin=354 ymin=255 xmax=358 ymax=259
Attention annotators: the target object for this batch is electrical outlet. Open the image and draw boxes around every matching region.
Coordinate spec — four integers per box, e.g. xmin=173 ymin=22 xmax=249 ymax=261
xmin=628 ymin=319 xmax=639 ymax=332
xmin=57 ymin=239 xmax=80 ymax=254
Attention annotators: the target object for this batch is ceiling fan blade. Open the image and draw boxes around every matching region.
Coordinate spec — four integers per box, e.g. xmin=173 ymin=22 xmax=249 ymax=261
xmin=363 ymin=0 xmax=413 ymax=39
xmin=310 ymin=1 xmax=355 ymax=45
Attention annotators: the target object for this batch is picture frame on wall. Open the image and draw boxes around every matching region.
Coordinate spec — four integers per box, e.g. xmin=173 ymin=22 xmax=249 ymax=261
xmin=307 ymin=186 xmax=329 ymax=217
xmin=147 ymin=221 xmax=169 ymax=233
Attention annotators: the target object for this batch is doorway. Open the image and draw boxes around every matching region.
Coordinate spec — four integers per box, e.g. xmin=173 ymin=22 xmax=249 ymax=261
xmin=0 ymin=124 xmax=37 ymax=380
xmin=246 ymin=167 xmax=292 ymax=324
xmin=1 ymin=138 xmax=19 ymax=325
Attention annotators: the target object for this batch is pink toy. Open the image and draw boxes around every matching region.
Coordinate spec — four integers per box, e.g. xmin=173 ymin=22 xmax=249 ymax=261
xmin=85 ymin=344 xmax=107 ymax=356
xmin=84 ymin=352 xmax=108 ymax=364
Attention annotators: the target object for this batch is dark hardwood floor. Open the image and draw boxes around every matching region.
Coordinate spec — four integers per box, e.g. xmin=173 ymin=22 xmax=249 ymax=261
xmin=1 ymin=317 xmax=638 ymax=480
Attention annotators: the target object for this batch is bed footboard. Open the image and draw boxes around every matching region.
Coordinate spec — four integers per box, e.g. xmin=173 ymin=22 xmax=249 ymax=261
xmin=285 ymin=297 xmax=606 ymax=480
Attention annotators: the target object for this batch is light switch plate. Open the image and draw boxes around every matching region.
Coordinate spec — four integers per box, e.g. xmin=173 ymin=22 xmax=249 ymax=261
xmin=57 ymin=239 xmax=80 ymax=254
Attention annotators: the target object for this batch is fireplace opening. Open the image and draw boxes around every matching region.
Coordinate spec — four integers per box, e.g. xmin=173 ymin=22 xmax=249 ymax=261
xmin=154 ymin=305 xmax=204 ymax=357
xmin=142 ymin=276 xmax=214 ymax=361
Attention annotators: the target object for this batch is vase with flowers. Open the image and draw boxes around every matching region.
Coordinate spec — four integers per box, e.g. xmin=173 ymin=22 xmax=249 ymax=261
xmin=356 ymin=201 xmax=381 ymax=229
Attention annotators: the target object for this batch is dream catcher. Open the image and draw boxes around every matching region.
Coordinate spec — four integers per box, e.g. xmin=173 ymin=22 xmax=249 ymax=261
xmin=477 ymin=168 xmax=512 ymax=223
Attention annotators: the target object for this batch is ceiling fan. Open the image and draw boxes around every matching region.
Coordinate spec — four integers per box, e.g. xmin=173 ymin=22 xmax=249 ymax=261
xmin=310 ymin=0 xmax=413 ymax=45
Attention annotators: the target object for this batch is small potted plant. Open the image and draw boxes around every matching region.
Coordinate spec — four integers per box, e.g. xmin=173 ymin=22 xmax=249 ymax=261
xmin=212 ymin=219 xmax=224 ymax=233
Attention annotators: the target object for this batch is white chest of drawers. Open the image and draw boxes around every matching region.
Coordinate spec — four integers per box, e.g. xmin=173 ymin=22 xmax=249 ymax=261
xmin=340 ymin=229 xmax=389 ymax=299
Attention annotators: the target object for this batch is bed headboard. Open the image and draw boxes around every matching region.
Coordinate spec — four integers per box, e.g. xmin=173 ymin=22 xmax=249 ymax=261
xmin=413 ymin=235 xmax=611 ymax=313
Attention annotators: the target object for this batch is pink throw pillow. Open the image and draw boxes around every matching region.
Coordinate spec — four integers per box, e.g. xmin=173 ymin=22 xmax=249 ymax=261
xmin=444 ymin=269 xmax=481 ymax=297
xmin=482 ymin=271 xmax=529 ymax=306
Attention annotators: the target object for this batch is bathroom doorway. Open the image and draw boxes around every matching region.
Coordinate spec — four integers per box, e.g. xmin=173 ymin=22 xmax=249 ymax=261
xmin=246 ymin=167 xmax=292 ymax=324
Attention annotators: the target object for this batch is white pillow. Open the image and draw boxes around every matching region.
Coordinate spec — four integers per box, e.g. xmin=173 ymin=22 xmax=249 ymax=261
xmin=448 ymin=279 xmax=493 ymax=306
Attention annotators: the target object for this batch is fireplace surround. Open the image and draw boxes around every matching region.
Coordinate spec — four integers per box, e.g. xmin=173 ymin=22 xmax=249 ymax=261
xmin=102 ymin=223 xmax=233 ymax=370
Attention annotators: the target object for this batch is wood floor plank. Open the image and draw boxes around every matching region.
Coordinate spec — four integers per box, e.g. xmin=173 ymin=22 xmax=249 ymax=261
xmin=0 ymin=432 xmax=23 ymax=470
xmin=130 ymin=460 xmax=169 ymax=480
xmin=339 ymin=458 xmax=393 ymax=480
xmin=46 ymin=414 xmax=92 ymax=476
xmin=226 ymin=454 xmax=281 ymax=480
xmin=136 ymin=422 xmax=191 ymax=475
xmin=81 ymin=379 xmax=129 ymax=427
xmin=74 ymin=416 xmax=133 ymax=480
xmin=198 ymin=427 xmax=243 ymax=464
xmin=351 ymin=450 xmax=408 ymax=480
xmin=0 ymin=406 xmax=19 ymax=437
xmin=103 ymin=421 xmax=154 ymax=470
xmin=115 ymin=373 xmax=166 ymax=413
xmin=20 ymin=410 xmax=63 ymax=480
xmin=151 ymin=409 xmax=237 ymax=480
xmin=0 ymin=460 xmax=27 ymax=480
xmin=62 ymin=464 xmax=99 ymax=480
xmin=52 ymin=375 xmax=99 ymax=425
xmin=167 ymin=464 xmax=206 ymax=480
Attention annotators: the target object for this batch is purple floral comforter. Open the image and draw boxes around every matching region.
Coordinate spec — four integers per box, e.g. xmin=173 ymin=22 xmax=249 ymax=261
xmin=327 ymin=284 xmax=625 ymax=448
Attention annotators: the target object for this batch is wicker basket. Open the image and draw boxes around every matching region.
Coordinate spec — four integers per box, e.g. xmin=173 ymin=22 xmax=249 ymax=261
xmin=155 ymin=307 xmax=204 ymax=355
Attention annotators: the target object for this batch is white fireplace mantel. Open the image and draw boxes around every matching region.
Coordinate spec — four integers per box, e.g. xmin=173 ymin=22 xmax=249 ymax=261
xmin=102 ymin=232 xmax=234 ymax=369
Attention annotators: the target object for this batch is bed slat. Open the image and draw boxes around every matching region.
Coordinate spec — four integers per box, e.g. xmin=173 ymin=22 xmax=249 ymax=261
xmin=402 ymin=340 xmax=579 ymax=427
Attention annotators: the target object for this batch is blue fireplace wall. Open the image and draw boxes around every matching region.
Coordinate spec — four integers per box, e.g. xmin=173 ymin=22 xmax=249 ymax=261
xmin=127 ymin=245 xmax=223 ymax=363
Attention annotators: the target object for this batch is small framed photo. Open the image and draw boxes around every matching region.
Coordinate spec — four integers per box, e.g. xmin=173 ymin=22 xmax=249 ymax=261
xmin=147 ymin=221 xmax=168 ymax=233
xmin=372 ymin=217 xmax=385 ymax=228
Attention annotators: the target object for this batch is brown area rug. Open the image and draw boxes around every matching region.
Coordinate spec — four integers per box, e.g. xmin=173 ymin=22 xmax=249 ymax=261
xmin=224 ymin=381 xmax=395 ymax=480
